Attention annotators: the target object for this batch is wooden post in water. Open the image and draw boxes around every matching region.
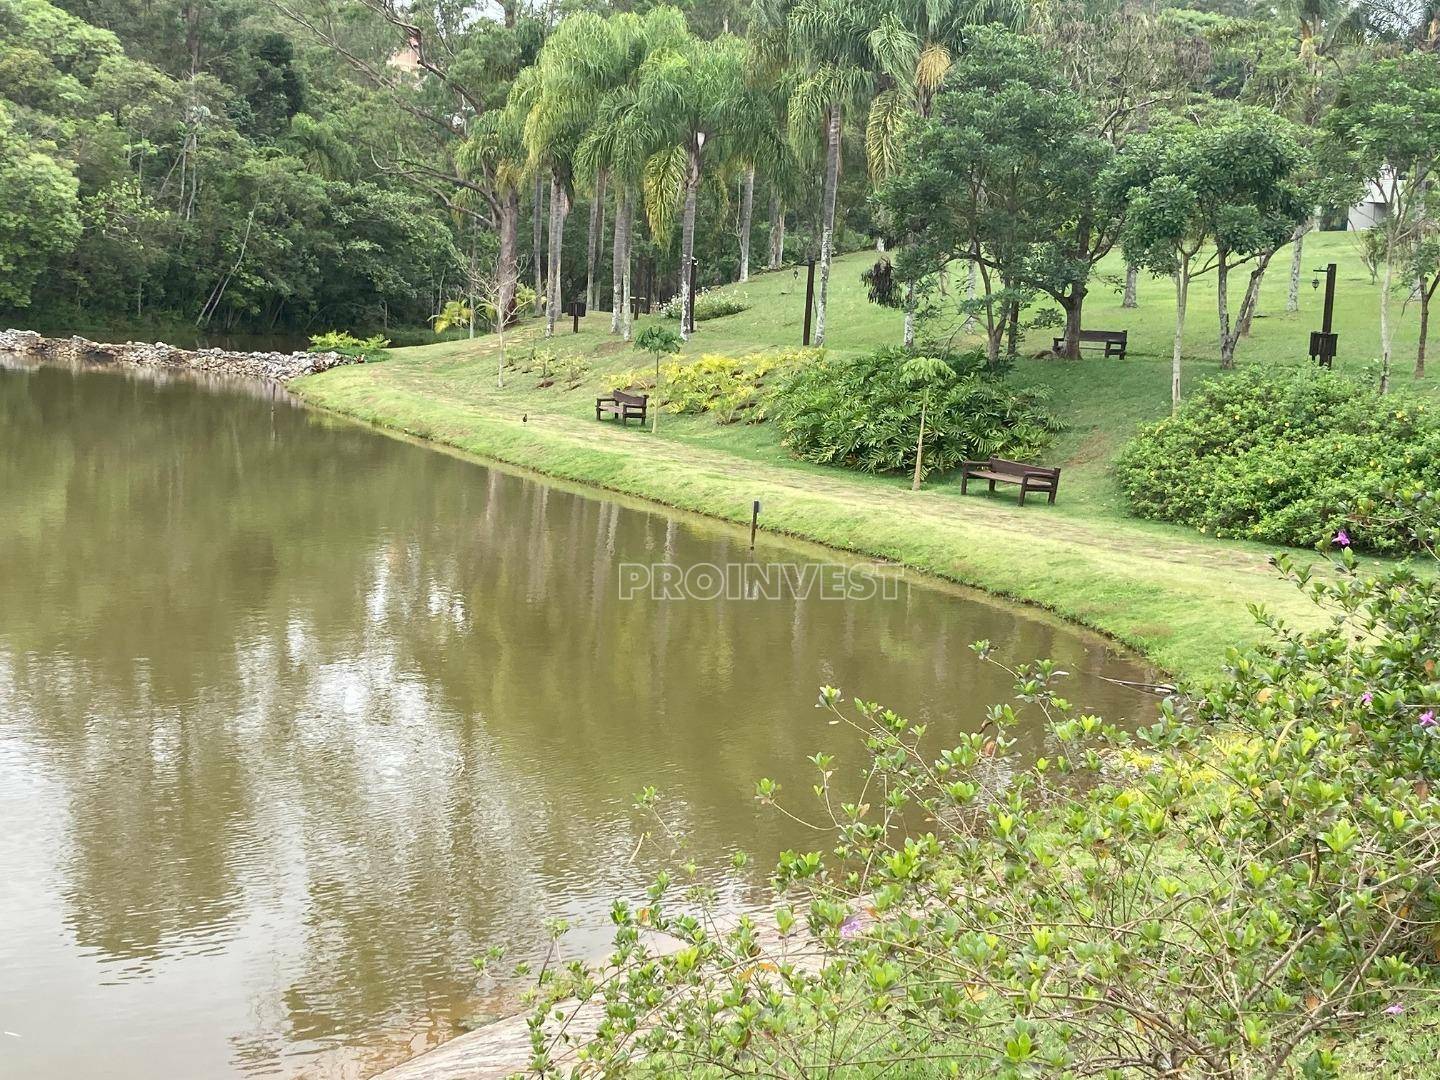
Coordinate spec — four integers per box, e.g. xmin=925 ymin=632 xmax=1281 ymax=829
xmin=750 ymin=500 xmax=761 ymax=550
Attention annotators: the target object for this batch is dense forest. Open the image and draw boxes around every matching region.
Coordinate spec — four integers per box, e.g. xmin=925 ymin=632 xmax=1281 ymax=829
xmin=1 ymin=0 xmax=1436 ymax=340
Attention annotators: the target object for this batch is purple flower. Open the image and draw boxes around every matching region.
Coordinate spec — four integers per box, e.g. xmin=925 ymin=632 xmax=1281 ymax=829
xmin=1334 ymin=529 xmax=1351 ymax=548
xmin=839 ymin=914 xmax=863 ymax=939
xmin=1385 ymin=1002 xmax=1406 ymax=1016
xmin=1360 ymin=692 xmax=1374 ymax=706
xmin=1421 ymin=711 xmax=1436 ymax=730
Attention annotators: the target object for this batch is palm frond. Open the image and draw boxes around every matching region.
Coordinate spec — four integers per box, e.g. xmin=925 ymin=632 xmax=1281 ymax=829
xmin=643 ymin=144 xmax=689 ymax=248
xmin=865 ymin=88 xmax=911 ymax=180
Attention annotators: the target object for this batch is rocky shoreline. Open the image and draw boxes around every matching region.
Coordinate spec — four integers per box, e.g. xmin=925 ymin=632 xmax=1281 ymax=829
xmin=0 ymin=329 xmax=358 ymax=384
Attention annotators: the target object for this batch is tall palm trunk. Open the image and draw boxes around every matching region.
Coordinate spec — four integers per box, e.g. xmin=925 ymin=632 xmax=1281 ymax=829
xmin=498 ymin=187 xmax=519 ymax=330
xmin=611 ymin=190 xmax=627 ymax=334
xmin=586 ymin=169 xmax=607 ymax=312
xmin=814 ymin=102 xmax=842 ymax=347
xmin=768 ymin=188 xmax=785 ymax=269
xmin=678 ymin=142 xmax=701 ymax=342
xmin=545 ymin=172 xmax=569 ymax=338
xmin=621 ymin=196 xmax=635 ymax=342
xmin=903 ymin=283 xmax=916 ymax=348
xmin=738 ymin=165 xmax=755 ymax=282
xmin=533 ymin=173 xmax=545 ymax=304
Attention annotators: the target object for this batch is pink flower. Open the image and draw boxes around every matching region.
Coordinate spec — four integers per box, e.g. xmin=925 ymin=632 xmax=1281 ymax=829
xmin=839 ymin=914 xmax=863 ymax=939
xmin=1385 ymin=1002 xmax=1405 ymax=1016
xmin=1334 ymin=529 xmax=1351 ymax=548
xmin=1360 ymin=692 xmax=1374 ymax=706
xmin=1420 ymin=711 xmax=1437 ymax=729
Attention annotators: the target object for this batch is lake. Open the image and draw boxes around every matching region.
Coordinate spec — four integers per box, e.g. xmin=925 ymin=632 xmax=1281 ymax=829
xmin=0 ymin=358 xmax=1155 ymax=1078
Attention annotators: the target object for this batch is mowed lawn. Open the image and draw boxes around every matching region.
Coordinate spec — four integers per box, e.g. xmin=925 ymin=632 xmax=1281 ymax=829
xmin=295 ymin=230 xmax=1438 ymax=680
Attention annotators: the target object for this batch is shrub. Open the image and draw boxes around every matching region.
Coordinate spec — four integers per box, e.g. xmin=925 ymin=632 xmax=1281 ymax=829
xmin=517 ymin=543 xmax=1440 ymax=1080
xmin=1116 ymin=368 xmax=1440 ymax=553
xmin=307 ymin=331 xmax=389 ymax=362
xmin=617 ymin=349 xmax=810 ymax=422
xmin=658 ymin=286 xmax=751 ymax=323
xmin=770 ymin=345 xmax=1060 ymax=477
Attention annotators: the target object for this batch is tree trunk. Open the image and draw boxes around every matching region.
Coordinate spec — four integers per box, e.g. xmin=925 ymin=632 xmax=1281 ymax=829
xmin=1217 ymin=253 xmax=1237 ymax=369
xmin=1172 ymin=265 xmax=1189 ymax=412
xmin=1418 ymin=276 xmax=1435 ymax=379
xmin=533 ymin=173 xmax=545 ymax=305
xmin=976 ymin=262 xmax=1002 ymax=366
xmin=585 ymin=169 xmax=606 ymax=313
xmin=964 ymin=260 xmax=978 ymax=333
xmin=498 ymin=187 xmax=519 ymax=329
xmin=678 ymin=143 xmax=701 ymax=342
xmin=1286 ymin=221 xmax=1308 ymax=313
xmin=814 ymin=102 xmax=841 ymax=347
xmin=182 ymin=2 xmax=202 ymax=74
xmin=1379 ymin=255 xmax=1394 ymax=394
xmin=911 ymin=399 xmax=927 ymax=491
xmin=1122 ymin=263 xmax=1138 ymax=308
xmin=621 ymin=195 xmax=635 ymax=342
xmin=903 ymin=282 xmax=916 ymax=348
xmin=1060 ymin=281 xmax=1087 ymax=359
xmin=768 ymin=187 xmax=784 ymax=269
xmin=1006 ymin=298 xmax=1019 ymax=358
xmin=545 ymin=172 xmax=568 ymax=338
xmin=1236 ymin=249 xmax=1274 ymax=341
xmin=611 ymin=190 xmax=626 ymax=334
xmin=738 ymin=165 xmax=754 ymax=282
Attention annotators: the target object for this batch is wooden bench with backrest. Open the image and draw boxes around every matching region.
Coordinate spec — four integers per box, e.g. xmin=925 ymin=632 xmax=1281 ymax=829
xmin=596 ymin=389 xmax=649 ymax=425
xmin=959 ymin=457 xmax=1061 ymax=505
xmin=1052 ymin=329 xmax=1127 ymax=359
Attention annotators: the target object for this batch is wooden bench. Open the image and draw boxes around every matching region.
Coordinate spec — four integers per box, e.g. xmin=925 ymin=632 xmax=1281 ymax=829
xmin=596 ymin=389 xmax=648 ymax=425
xmin=1053 ymin=329 xmax=1127 ymax=359
xmin=960 ymin=457 xmax=1061 ymax=505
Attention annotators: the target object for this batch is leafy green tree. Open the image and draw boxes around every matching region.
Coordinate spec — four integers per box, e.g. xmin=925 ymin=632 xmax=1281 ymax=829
xmin=1409 ymin=208 xmax=1439 ymax=379
xmin=878 ymin=30 xmax=1122 ymax=364
xmin=635 ymin=324 xmax=682 ymax=434
xmin=0 ymin=108 xmax=82 ymax=309
xmin=1115 ymin=112 xmax=1310 ymax=410
xmin=1322 ymin=52 xmax=1440 ymax=391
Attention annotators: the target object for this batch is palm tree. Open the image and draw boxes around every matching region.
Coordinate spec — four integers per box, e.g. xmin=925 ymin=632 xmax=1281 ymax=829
xmin=863 ymin=3 xmax=970 ymax=346
xmin=785 ymin=0 xmax=875 ymax=347
xmin=570 ymin=9 xmax=690 ymax=339
xmin=630 ymin=30 xmax=763 ymax=341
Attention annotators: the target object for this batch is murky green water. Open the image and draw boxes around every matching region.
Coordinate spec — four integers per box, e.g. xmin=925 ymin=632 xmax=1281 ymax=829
xmin=0 ymin=360 xmax=1155 ymax=1079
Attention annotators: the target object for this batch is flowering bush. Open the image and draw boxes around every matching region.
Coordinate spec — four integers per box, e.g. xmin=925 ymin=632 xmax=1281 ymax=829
xmin=1116 ymin=368 xmax=1440 ymax=553
xmin=771 ymin=346 xmax=1060 ymax=477
xmin=512 ymin=538 xmax=1440 ymax=1078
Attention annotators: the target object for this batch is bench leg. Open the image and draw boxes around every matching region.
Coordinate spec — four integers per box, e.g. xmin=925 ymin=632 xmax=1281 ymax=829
xmin=1048 ymin=486 xmax=1057 ymax=505
xmin=1018 ymin=485 xmax=1027 ymax=506
xmin=961 ymin=474 xmax=969 ymax=495
xmin=987 ymin=479 xmax=996 ymax=494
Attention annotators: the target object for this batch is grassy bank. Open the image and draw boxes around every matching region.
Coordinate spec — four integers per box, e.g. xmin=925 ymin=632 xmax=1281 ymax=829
xmin=294 ymin=232 xmax=1435 ymax=681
